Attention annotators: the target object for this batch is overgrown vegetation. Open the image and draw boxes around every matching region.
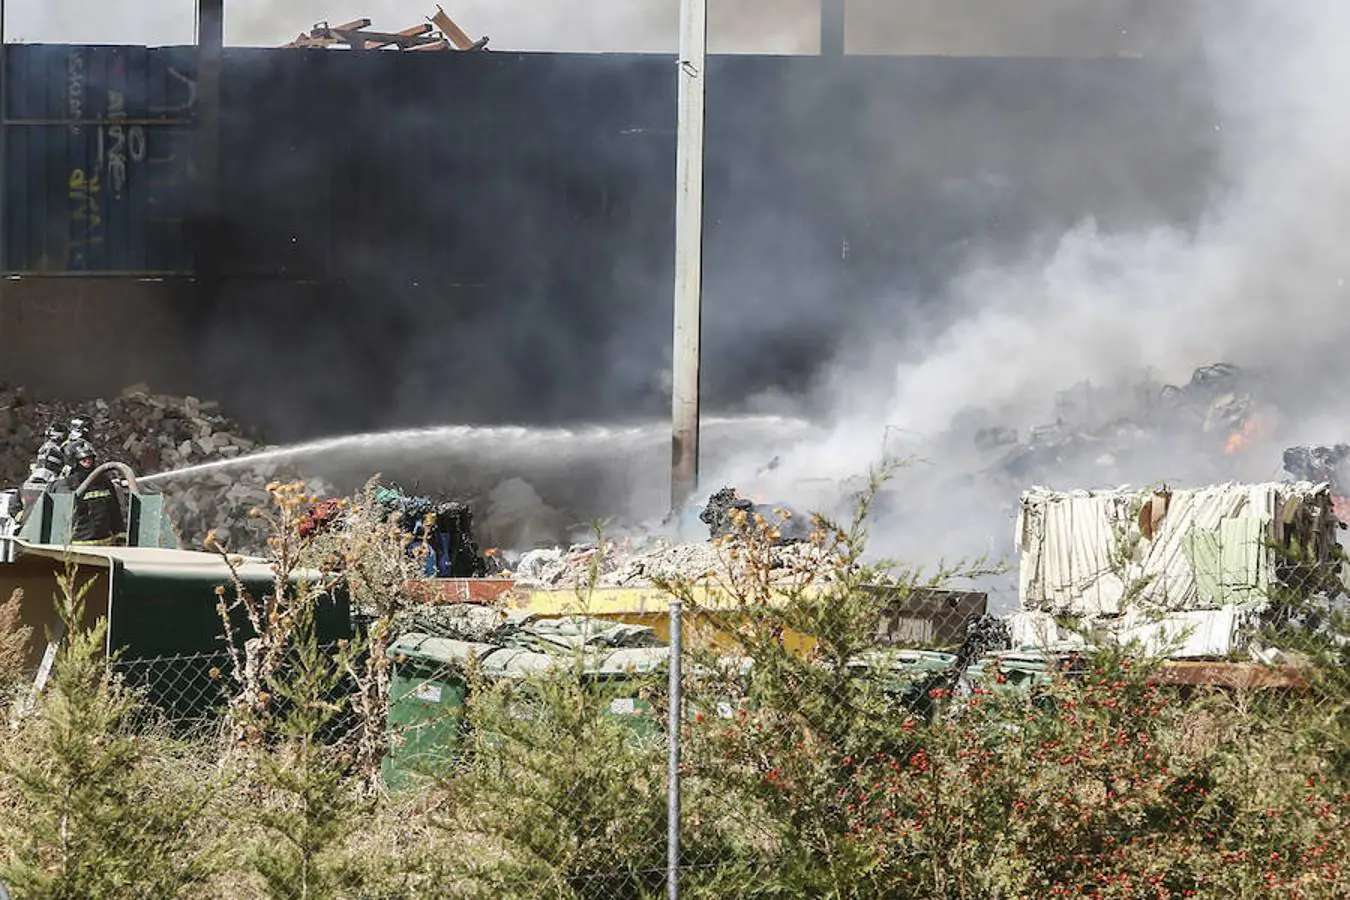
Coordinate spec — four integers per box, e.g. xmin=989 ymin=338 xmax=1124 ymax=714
xmin=0 ymin=587 xmax=33 ymax=699
xmin=0 ymin=475 xmax=1346 ymax=898
xmin=0 ymin=564 xmax=215 ymax=900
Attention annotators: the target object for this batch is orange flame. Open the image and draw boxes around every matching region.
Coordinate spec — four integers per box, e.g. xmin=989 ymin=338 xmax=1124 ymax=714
xmin=1223 ymin=417 xmax=1268 ymax=454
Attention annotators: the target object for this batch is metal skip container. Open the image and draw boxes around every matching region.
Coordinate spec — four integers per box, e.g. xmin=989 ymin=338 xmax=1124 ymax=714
xmin=383 ymin=625 xmax=668 ymax=788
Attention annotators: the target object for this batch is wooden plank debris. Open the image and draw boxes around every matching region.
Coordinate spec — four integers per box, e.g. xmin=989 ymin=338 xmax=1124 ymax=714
xmin=431 ymin=5 xmax=486 ymax=51
xmin=281 ymin=7 xmax=488 ymax=51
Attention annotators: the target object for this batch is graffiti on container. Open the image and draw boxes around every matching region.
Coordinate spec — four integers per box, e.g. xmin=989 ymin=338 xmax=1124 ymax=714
xmin=148 ymin=67 xmax=199 ymax=115
xmin=98 ymin=55 xmax=149 ymax=201
xmin=69 ymin=171 xmax=103 ymax=234
xmin=99 ymin=91 xmax=148 ymax=200
xmin=67 ymin=49 xmax=86 ymax=135
xmin=67 ymin=169 xmax=104 ymax=267
xmin=66 ymin=49 xmax=99 ymax=266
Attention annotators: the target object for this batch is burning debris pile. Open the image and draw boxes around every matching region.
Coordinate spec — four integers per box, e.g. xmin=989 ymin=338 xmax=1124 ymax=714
xmin=699 ymin=487 xmax=814 ymax=542
xmin=975 ymin=363 xmax=1270 ymax=484
xmin=0 ymin=382 xmax=333 ymax=553
xmin=371 ymin=485 xmax=496 ymax=578
xmin=1283 ymin=444 xmax=1350 ymax=521
xmin=1283 ymin=444 xmax=1350 ymax=488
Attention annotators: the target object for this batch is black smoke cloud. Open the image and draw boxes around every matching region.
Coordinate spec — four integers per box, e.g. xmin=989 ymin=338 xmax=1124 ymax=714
xmin=192 ymin=41 xmax=1212 ymax=444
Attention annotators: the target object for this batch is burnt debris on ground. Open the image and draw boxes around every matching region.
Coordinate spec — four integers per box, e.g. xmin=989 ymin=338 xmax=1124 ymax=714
xmin=504 ymin=485 xmax=826 ymax=590
xmin=699 ymin=485 xmax=814 ymax=543
xmin=507 ymin=534 xmax=830 ymax=590
xmin=372 ymin=484 xmax=498 ymax=578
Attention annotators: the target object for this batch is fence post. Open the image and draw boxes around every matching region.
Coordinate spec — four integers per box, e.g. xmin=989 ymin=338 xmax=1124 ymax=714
xmin=667 ymin=596 xmax=683 ymax=900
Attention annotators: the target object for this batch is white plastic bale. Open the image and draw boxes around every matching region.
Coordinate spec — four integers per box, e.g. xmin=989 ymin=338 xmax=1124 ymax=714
xmin=1019 ymin=489 xmax=1128 ymax=615
xmin=1114 ymin=606 xmax=1244 ymax=658
xmin=1017 ymin=481 xmax=1337 ymax=616
xmin=1008 ymin=610 xmax=1089 ymax=651
xmin=1132 ymin=484 xmax=1280 ymax=610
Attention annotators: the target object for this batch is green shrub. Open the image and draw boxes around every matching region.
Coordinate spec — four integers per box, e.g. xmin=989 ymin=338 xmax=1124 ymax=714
xmin=0 ymin=564 xmax=216 ymax=900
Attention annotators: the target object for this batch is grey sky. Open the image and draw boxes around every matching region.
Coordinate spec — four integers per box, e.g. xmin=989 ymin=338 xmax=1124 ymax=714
xmin=6 ymin=0 xmax=1184 ymax=57
xmin=6 ymin=0 xmax=816 ymax=50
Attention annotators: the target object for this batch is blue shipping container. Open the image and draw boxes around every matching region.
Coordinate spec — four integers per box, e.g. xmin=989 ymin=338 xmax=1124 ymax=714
xmin=2 ymin=44 xmax=197 ymax=273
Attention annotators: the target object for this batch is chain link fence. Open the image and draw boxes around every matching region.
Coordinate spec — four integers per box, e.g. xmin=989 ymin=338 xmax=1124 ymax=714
xmin=32 ymin=539 xmax=1343 ymax=898
xmin=110 ymin=649 xmax=235 ymax=729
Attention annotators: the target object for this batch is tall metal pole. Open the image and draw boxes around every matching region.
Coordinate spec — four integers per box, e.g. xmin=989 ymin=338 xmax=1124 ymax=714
xmin=666 ymin=597 xmax=683 ymax=900
xmin=821 ymin=0 xmax=846 ymax=57
xmin=195 ymin=0 xmax=223 ymax=294
xmin=0 ymin=0 xmax=8 ymax=276
xmin=670 ymin=0 xmax=708 ymax=513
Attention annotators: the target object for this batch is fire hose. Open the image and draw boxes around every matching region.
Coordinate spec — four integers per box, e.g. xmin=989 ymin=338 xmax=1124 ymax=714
xmin=73 ymin=461 xmax=142 ymax=497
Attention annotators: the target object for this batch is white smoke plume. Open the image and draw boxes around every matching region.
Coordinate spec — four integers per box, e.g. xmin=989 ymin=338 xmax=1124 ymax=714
xmin=707 ymin=0 xmax=1350 ymax=600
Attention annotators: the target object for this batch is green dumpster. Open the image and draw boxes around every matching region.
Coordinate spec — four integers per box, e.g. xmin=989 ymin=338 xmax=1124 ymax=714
xmin=588 ymin=646 xmax=668 ymax=741
xmin=384 ymin=633 xmax=497 ymax=787
xmin=384 ymin=625 xmax=669 ymax=788
xmin=965 ymin=650 xmax=1060 ymax=691
xmin=483 ymin=616 xmax=668 ymax=740
xmin=848 ymin=648 xmax=958 ymax=713
xmin=472 ymin=643 xmax=668 ymax=741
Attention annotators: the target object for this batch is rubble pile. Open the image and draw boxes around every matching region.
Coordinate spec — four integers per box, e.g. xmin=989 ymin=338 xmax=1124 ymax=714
xmin=0 ymin=382 xmax=332 ymax=554
xmin=0 ymin=382 xmax=265 ymax=481
xmin=163 ymin=467 xmax=336 ymax=554
xmin=510 ymin=535 xmax=830 ymax=590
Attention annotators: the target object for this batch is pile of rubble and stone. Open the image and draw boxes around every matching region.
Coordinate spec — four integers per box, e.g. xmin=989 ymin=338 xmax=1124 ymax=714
xmin=0 ymin=382 xmax=333 ymax=554
xmin=508 ymin=539 xmax=733 ymax=588
xmin=160 ymin=466 xmax=337 ymax=554
xmin=506 ymin=487 xmax=829 ymax=590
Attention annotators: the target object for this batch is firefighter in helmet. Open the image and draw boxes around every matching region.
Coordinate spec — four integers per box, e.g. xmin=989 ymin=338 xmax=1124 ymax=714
xmin=15 ymin=424 xmax=70 ymax=521
xmin=34 ymin=423 xmax=68 ymax=480
xmin=64 ymin=440 xmax=126 ymax=546
xmin=62 ymin=416 xmax=93 ymax=473
xmin=67 ymin=415 xmax=92 ymax=444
